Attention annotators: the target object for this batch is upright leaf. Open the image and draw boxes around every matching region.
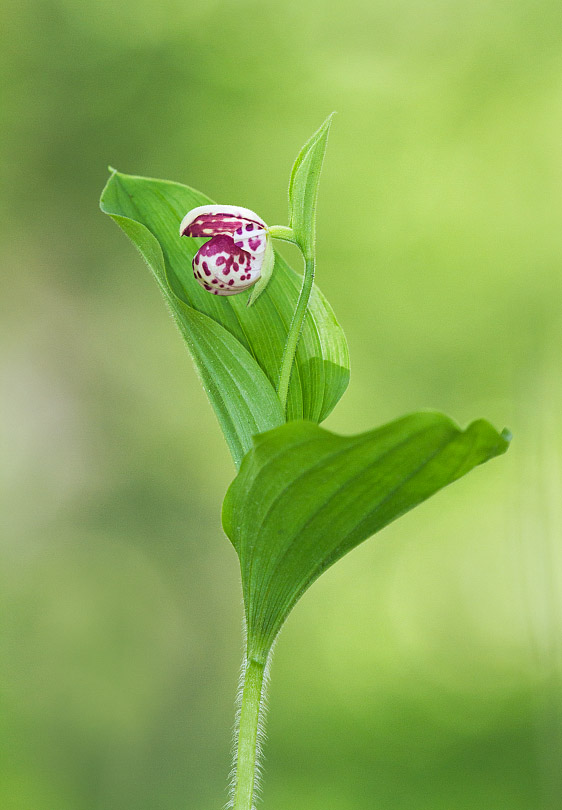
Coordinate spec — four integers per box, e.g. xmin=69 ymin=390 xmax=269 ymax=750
xmin=222 ymin=414 xmax=511 ymax=660
xmin=100 ymin=170 xmax=349 ymax=430
xmin=288 ymin=113 xmax=334 ymax=258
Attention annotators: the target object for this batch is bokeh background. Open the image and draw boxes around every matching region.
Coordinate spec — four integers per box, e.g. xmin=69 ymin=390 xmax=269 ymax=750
xmin=2 ymin=0 xmax=562 ymax=808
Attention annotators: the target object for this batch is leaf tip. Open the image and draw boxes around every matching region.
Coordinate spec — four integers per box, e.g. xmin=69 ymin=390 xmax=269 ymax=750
xmin=99 ymin=168 xmax=118 ymax=211
xmin=464 ymin=418 xmax=512 ymax=463
xmin=315 ymin=111 xmax=336 ymax=140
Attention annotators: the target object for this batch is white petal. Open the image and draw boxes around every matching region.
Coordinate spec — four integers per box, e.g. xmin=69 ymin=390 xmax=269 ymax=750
xmin=179 ymin=204 xmax=266 ymax=236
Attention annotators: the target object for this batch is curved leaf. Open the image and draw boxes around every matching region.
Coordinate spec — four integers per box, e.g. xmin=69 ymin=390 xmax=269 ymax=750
xmin=100 ymin=170 xmax=349 ymax=428
xmin=176 ymin=306 xmax=286 ymax=466
xmin=100 ymin=194 xmax=284 ymax=467
xmin=289 ymin=113 xmax=334 ymax=258
xmin=222 ymin=414 xmax=511 ymax=660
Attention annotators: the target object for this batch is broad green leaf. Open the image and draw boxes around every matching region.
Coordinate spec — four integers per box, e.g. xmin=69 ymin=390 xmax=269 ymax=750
xmin=100 ymin=170 xmax=349 ymax=431
xmin=222 ymin=414 xmax=511 ymax=661
xmin=174 ymin=305 xmax=286 ymax=467
xmin=288 ymin=113 xmax=334 ymax=258
xmin=100 ymin=187 xmax=284 ymax=467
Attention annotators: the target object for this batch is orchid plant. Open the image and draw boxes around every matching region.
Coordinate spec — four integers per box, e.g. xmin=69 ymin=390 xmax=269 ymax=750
xmin=100 ymin=115 xmax=510 ymax=810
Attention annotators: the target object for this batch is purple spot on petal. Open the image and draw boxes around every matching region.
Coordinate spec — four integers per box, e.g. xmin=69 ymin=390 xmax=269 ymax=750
xmin=245 ymin=223 xmax=253 ymax=231
xmin=228 ymin=279 xmax=234 ymax=286
xmin=216 ymin=256 xmax=225 ymax=265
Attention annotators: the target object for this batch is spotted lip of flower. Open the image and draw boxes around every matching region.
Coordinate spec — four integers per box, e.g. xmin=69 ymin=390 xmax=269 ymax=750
xmin=179 ymin=205 xmax=268 ymax=296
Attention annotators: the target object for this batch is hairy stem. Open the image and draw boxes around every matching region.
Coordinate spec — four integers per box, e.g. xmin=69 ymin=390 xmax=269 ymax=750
xmin=277 ymin=255 xmax=315 ymax=412
xmin=268 ymin=225 xmax=297 ymax=244
xmin=232 ymin=657 xmax=267 ymax=810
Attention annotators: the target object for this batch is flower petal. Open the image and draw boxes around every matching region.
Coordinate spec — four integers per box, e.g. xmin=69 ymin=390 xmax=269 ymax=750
xmin=180 ymin=204 xmax=266 ymax=238
xmin=192 ymin=234 xmax=263 ymax=296
xmin=232 ymin=223 xmax=267 ymax=256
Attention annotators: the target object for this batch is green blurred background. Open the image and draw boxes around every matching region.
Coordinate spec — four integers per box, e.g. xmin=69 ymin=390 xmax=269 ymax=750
xmin=2 ymin=0 xmax=562 ymax=807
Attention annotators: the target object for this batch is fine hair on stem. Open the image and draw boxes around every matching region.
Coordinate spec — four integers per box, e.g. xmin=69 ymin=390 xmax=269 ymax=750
xmin=227 ymin=621 xmax=274 ymax=810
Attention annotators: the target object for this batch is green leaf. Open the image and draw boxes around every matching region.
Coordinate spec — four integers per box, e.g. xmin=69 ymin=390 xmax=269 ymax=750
xmin=222 ymin=413 xmax=511 ymax=660
xmin=246 ymin=236 xmax=275 ymax=307
xmin=288 ymin=113 xmax=334 ymax=258
xmin=100 ymin=169 xmax=349 ymax=435
xmin=173 ymin=305 xmax=286 ymax=467
xmin=100 ymin=181 xmax=284 ymax=467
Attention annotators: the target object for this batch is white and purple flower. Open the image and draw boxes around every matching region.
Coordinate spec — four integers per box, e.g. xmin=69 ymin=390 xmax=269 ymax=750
xmin=180 ymin=205 xmax=268 ymax=296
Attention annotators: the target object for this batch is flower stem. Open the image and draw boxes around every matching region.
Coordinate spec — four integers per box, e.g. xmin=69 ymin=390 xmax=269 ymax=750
xmin=268 ymin=225 xmax=297 ymax=244
xmin=277 ymin=255 xmax=315 ymax=413
xmin=232 ymin=657 xmax=267 ymax=810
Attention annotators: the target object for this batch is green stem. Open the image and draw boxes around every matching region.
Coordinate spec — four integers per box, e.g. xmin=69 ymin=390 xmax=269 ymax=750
xmin=277 ymin=255 xmax=315 ymax=412
xmin=268 ymin=225 xmax=297 ymax=244
xmin=232 ymin=657 xmax=267 ymax=810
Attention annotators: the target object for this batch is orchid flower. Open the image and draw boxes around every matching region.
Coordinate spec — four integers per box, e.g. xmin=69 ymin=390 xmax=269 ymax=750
xmin=180 ymin=205 xmax=270 ymax=296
